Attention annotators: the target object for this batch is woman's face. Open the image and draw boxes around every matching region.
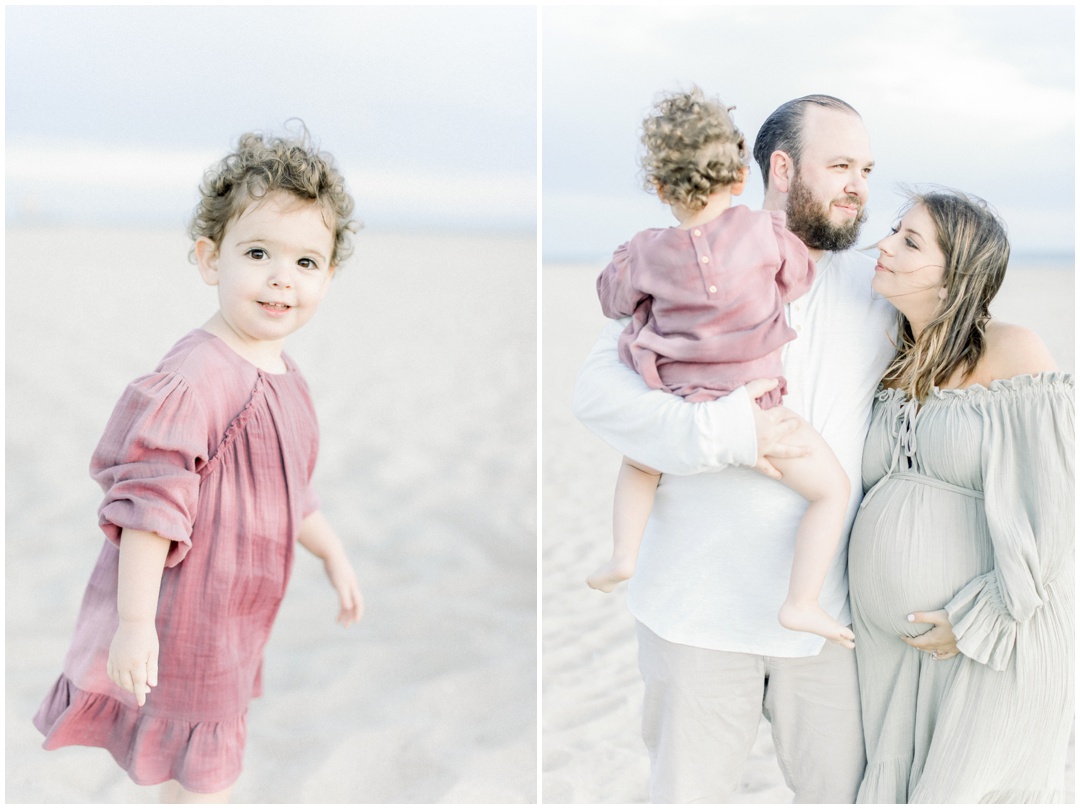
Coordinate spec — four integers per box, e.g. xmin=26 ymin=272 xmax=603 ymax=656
xmin=872 ymin=203 xmax=947 ymax=317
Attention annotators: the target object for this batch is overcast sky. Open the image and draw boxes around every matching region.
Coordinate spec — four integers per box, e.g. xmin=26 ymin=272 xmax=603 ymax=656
xmin=6 ymin=6 xmax=537 ymax=233
xmin=543 ymin=5 xmax=1074 ymax=260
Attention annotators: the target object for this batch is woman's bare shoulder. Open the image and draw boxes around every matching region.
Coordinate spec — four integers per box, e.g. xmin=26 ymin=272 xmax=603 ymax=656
xmin=982 ymin=320 xmax=1058 ymax=379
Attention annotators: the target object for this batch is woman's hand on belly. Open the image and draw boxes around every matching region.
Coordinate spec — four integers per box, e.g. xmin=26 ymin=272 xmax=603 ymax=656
xmin=901 ymin=609 xmax=959 ymax=660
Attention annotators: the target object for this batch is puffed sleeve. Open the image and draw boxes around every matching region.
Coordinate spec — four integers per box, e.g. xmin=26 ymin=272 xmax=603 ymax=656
xmin=596 ymin=242 xmax=649 ymax=319
xmin=90 ymin=372 xmax=209 ymax=568
xmin=944 ymin=373 xmax=1074 ymax=670
xmin=769 ymin=210 xmax=816 ymax=304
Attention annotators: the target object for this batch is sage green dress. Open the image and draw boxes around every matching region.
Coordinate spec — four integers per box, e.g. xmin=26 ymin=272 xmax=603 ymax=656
xmin=848 ymin=373 xmax=1074 ymax=804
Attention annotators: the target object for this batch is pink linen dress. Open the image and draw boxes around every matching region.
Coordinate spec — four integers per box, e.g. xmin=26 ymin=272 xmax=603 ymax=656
xmin=598 ymin=205 xmax=815 ymax=406
xmin=34 ymin=329 xmax=321 ymax=793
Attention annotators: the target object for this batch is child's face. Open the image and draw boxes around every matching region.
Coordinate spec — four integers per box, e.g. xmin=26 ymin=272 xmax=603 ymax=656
xmin=196 ymin=192 xmax=336 ymax=350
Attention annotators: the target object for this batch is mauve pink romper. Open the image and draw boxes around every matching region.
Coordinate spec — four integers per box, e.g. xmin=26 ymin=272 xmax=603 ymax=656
xmin=599 ymin=205 xmax=815 ymax=406
xmin=34 ymin=329 xmax=320 ymax=793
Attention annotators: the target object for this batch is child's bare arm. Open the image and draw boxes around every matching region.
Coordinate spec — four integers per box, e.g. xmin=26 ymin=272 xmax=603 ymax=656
xmin=298 ymin=510 xmax=364 ymax=627
xmin=107 ymin=528 xmax=170 ymax=707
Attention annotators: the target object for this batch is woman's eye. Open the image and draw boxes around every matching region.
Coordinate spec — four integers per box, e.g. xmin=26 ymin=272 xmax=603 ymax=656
xmin=905 ymin=239 xmax=918 ymax=249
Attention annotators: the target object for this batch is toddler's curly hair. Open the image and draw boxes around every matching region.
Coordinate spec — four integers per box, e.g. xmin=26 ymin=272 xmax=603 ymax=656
xmin=189 ymin=122 xmax=358 ymax=266
xmin=640 ymin=87 xmax=748 ymax=212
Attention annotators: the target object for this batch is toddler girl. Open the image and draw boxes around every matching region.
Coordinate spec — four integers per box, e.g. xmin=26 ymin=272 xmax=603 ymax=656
xmin=585 ymin=88 xmax=854 ymax=648
xmin=33 ymin=128 xmax=364 ymax=802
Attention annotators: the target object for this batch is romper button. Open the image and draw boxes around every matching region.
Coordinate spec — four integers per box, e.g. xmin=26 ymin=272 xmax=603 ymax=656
xmin=700 ymin=255 xmax=710 ymax=264
xmin=693 ymin=229 xmax=702 ymax=237
xmin=708 ymin=285 xmax=717 ymax=293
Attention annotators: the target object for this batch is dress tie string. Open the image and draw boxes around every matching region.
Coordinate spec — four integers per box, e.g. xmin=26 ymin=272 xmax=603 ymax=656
xmin=860 ymin=396 xmax=920 ymax=509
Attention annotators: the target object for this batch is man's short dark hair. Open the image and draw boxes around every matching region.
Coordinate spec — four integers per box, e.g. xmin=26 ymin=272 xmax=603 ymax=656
xmin=752 ymin=95 xmax=860 ymax=190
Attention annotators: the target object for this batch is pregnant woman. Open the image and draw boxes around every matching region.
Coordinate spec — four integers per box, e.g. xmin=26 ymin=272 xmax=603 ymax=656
xmin=849 ymin=190 xmax=1073 ymax=803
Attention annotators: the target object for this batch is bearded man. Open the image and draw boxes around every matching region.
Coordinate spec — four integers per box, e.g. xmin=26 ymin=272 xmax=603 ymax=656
xmin=572 ymin=95 xmax=896 ymax=803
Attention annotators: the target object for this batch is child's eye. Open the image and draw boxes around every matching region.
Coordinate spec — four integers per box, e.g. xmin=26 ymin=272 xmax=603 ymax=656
xmin=297 ymin=258 xmax=319 ymax=269
xmin=246 ymin=248 xmax=267 ymax=260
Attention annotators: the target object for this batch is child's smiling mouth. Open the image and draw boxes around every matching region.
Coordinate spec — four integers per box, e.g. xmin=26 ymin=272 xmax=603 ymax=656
xmin=259 ymin=301 xmax=292 ymax=313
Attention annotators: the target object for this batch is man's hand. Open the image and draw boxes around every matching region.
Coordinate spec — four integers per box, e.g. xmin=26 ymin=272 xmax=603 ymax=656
xmin=745 ymin=378 xmax=808 ymax=480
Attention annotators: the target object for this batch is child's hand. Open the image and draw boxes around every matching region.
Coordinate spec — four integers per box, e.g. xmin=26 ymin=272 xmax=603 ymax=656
xmin=324 ymin=553 xmax=364 ymax=627
xmin=107 ymin=619 xmax=159 ymax=707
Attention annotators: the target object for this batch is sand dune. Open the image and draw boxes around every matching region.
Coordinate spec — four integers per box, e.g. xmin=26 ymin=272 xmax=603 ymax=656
xmin=6 ymin=227 xmax=537 ymax=803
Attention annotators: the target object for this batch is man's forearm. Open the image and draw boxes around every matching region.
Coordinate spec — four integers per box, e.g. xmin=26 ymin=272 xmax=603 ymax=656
xmin=572 ymin=320 xmax=757 ymax=475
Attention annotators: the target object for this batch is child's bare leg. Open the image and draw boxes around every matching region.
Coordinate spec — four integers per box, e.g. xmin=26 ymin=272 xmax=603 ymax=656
xmin=770 ymin=420 xmax=855 ymax=647
xmin=587 ymin=457 xmax=661 ymax=592
xmin=160 ymin=780 xmax=233 ymax=804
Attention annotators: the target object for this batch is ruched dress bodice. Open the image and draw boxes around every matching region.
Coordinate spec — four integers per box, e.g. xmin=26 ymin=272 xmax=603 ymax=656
xmin=848 ymin=373 xmax=1074 ymax=804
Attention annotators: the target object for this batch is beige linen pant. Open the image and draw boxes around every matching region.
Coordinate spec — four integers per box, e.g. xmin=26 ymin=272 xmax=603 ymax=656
xmin=637 ymin=622 xmax=865 ymax=804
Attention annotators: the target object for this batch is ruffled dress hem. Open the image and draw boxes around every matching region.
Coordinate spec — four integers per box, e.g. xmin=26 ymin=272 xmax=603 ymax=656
xmin=33 ymin=674 xmax=245 ymax=794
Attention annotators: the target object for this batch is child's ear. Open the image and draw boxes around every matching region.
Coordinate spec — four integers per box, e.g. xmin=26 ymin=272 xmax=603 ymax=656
xmin=731 ymin=166 xmax=751 ymax=197
xmin=194 ymin=237 xmax=220 ymax=286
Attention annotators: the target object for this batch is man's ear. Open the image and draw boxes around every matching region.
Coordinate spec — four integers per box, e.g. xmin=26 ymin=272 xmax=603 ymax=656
xmin=194 ymin=237 xmax=220 ymax=286
xmin=769 ymin=151 xmax=794 ymax=194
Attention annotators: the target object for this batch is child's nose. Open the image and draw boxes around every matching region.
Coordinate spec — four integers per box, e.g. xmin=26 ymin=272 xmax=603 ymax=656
xmin=268 ymin=265 xmax=294 ymax=287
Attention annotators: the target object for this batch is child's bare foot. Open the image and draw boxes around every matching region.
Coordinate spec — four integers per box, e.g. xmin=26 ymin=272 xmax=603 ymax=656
xmin=778 ymin=600 xmax=855 ymax=648
xmin=586 ymin=556 xmax=635 ymax=592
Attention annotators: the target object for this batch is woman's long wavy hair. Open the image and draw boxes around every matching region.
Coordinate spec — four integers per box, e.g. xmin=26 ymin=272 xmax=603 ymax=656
xmin=882 ymin=189 xmax=1010 ymax=400
xmin=640 ymin=87 xmax=748 ymax=212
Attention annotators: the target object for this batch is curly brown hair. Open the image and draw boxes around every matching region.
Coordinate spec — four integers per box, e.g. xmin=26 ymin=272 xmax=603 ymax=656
xmin=640 ymin=87 xmax=748 ymax=211
xmin=189 ymin=122 xmax=358 ymax=266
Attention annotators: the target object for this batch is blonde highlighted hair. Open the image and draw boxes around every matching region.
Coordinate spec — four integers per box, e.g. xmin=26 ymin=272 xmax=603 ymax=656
xmin=882 ymin=189 xmax=1010 ymax=400
xmin=640 ymin=87 xmax=748 ymax=212
xmin=189 ymin=121 xmax=359 ymax=266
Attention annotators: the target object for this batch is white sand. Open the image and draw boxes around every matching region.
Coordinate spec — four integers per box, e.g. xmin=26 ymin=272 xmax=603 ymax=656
xmin=5 ymin=227 xmax=537 ymax=803
xmin=542 ymin=259 xmax=1074 ymax=803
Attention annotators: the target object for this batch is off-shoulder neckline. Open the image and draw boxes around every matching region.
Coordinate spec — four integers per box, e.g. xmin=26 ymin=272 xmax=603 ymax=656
xmin=876 ymin=371 xmax=1073 ymax=403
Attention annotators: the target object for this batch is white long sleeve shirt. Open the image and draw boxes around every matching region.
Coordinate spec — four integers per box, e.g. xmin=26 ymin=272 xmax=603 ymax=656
xmin=573 ymin=249 xmax=897 ymax=656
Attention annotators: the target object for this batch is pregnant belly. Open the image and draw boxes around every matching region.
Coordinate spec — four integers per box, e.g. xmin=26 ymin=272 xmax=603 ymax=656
xmin=848 ymin=477 xmax=993 ymax=637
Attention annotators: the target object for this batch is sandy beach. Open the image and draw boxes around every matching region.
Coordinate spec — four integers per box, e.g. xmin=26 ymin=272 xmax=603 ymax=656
xmin=5 ymin=227 xmax=537 ymax=803
xmin=541 ymin=258 xmax=1075 ymax=803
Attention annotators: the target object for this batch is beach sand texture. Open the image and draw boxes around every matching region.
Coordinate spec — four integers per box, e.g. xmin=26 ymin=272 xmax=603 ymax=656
xmin=542 ymin=258 xmax=1074 ymax=803
xmin=6 ymin=227 xmax=537 ymax=803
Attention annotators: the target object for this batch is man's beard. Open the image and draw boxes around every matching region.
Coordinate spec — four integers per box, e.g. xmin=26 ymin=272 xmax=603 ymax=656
xmin=785 ymin=172 xmax=867 ymax=252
